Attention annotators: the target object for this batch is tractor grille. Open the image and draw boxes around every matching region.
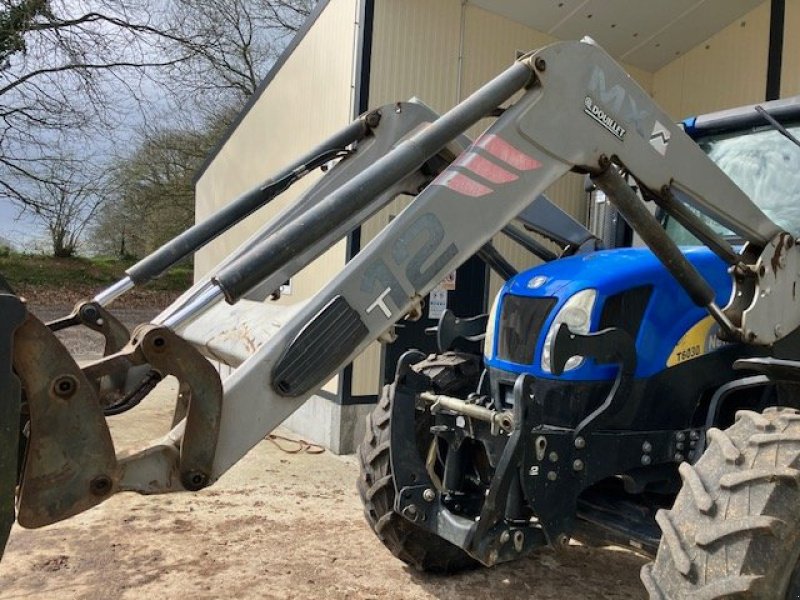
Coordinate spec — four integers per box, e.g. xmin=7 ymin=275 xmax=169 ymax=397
xmin=496 ymin=295 xmax=556 ymax=364
xmin=599 ymin=285 xmax=652 ymax=340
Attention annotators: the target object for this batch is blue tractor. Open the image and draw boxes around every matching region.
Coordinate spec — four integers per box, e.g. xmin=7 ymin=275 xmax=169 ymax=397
xmin=358 ymin=95 xmax=800 ymax=598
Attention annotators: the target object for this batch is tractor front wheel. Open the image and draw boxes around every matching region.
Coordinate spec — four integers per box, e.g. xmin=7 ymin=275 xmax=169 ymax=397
xmin=356 ymin=382 xmax=478 ymax=573
xmin=643 ymin=407 xmax=800 ymax=598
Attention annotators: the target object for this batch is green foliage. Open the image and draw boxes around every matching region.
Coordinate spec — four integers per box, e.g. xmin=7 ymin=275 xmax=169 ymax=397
xmin=0 ymin=0 xmax=51 ymax=67
xmin=0 ymin=253 xmax=191 ymax=290
xmin=91 ymin=112 xmax=235 ymax=259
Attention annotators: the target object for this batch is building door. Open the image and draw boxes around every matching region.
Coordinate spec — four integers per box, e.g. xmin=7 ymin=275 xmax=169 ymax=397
xmin=382 ymin=255 xmax=487 ymax=384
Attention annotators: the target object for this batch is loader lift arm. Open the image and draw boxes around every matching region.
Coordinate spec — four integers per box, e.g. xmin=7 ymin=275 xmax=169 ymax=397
xmin=6 ymin=39 xmax=798 ymax=560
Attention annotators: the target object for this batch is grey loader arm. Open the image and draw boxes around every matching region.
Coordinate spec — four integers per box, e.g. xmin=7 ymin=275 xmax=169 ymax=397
xmin=191 ymin=39 xmax=795 ymax=481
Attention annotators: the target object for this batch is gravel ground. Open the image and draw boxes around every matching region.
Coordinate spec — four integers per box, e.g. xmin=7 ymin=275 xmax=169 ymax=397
xmin=0 ymin=304 xmax=650 ymax=599
xmin=28 ymin=304 xmax=160 ymax=360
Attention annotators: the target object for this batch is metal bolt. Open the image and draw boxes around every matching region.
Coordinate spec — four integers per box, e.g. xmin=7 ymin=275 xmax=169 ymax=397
xmin=775 ymin=324 xmax=783 ymax=337
xmin=528 ymin=465 xmax=539 ymax=476
xmin=548 ymin=451 xmax=559 ymax=463
xmin=53 ymin=375 xmax=77 ymax=398
xmin=572 ymin=459 xmax=584 ymax=472
xmin=500 ymin=530 xmax=511 ymax=544
xmin=81 ymin=305 xmax=98 ymax=321
xmin=513 ymin=530 xmax=524 ymax=552
xmin=574 ymin=436 xmax=586 ymax=449
xmin=402 ymin=504 xmax=419 ymax=522
xmin=674 ymin=453 xmax=684 ymax=462
xmin=676 ymin=431 xmax=686 ymax=442
xmin=89 ymin=475 xmax=112 ymax=497
xmin=676 ymin=442 xmax=685 ymax=451
xmin=422 ymin=488 xmax=436 ymax=502
xmin=534 ymin=57 xmax=546 ymax=71
xmin=690 ymin=430 xmax=700 ymax=441
xmin=641 ymin=441 xmax=652 ymax=453
xmin=365 ymin=110 xmax=381 ymax=128
xmin=547 ymin=471 xmax=558 ymax=481
xmin=183 ymin=470 xmax=209 ymax=491
xmin=641 ymin=455 xmax=652 ymax=466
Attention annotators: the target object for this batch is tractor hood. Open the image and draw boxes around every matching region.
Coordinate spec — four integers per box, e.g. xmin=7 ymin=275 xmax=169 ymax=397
xmin=485 ymin=247 xmax=733 ymax=381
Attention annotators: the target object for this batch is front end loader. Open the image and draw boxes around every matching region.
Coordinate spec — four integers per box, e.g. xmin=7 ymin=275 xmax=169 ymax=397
xmin=2 ymin=38 xmax=800 ymax=598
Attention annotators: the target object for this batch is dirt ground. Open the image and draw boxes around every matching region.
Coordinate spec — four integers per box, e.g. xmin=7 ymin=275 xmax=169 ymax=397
xmin=0 ymin=305 xmax=649 ymax=599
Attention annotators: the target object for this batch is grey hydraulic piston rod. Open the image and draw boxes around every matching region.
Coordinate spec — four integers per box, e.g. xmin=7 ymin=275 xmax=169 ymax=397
xmin=419 ymin=392 xmax=514 ymax=434
xmin=93 ymin=118 xmax=370 ymax=307
xmin=212 ymin=61 xmax=534 ymax=304
xmin=591 ymin=166 xmax=738 ymax=338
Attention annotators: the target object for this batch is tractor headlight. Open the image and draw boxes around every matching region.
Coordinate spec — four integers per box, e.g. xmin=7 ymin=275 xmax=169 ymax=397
xmin=541 ymin=289 xmax=597 ymax=373
xmin=483 ymin=290 xmax=502 ymax=359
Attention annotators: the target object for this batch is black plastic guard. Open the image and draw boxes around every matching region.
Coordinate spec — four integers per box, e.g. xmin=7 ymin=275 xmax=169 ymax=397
xmin=272 ymin=296 xmax=368 ymax=397
xmin=0 ymin=293 xmax=27 ymax=560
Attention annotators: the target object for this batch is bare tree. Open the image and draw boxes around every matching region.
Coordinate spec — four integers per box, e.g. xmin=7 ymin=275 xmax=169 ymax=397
xmin=91 ymin=117 xmax=234 ymax=258
xmin=0 ymin=0 xmax=316 ymax=255
xmin=159 ymin=0 xmax=315 ymax=116
xmin=0 ymin=0 xmax=193 ymax=211
xmin=31 ymin=158 xmax=103 ymax=257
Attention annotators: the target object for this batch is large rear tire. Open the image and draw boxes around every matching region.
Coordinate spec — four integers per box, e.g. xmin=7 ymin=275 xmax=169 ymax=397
xmin=642 ymin=407 xmax=800 ymax=599
xmin=357 ymin=382 xmax=478 ymax=573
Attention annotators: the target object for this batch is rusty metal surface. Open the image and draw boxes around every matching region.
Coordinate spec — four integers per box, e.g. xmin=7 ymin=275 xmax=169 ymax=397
xmin=13 ymin=314 xmax=117 ymax=529
xmin=47 ymin=301 xmax=134 ymax=407
xmin=47 ymin=300 xmax=130 ymax=356
xmin=0 ymin=293 xmax=27 ymax=559
xmin=133 ymin=325 xmax=222 ymax=490
xmin=83 ymin=324 xmax=223 ymax=492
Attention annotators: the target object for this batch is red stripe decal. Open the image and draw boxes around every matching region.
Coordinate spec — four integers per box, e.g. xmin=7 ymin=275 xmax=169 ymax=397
xmin=455 ymin=152 xmax=518 ymax=183
xmin=435 ymin=171 xmax=492 ymax=197
xmin=477 ymin=134 xmax=541 ymax=171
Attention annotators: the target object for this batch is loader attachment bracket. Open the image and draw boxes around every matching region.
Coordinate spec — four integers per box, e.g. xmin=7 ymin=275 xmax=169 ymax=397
xmin=47 ymin=300 xmax=130 ymax=356
xmin=47 ymin=300 xmax=134 ymax=408
xmin=0 ymin=293 xmax=27 ymax=558
xmin=389 ymin=353 xmax=547 ymax=566
xmin=13 ymin=319 xmax=223 ymax=530
xmin=84 ymin=324 xmax=223 ymax=491
xmin=13 ymin=314 xmax=117 ymax=528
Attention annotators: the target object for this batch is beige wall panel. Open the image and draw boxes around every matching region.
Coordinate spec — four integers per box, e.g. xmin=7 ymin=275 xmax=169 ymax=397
xmin=352 ymin=0 xmax=463 ymax=396
xmin=652 ymin=2 xmax=770 ymax=119
xmin=782 ymin=0 xmax=800 ymax=97
xmin=368 ymin=0 xmax=462 ymax=110
xmin=353 ymin=2 xmax=605 ymax=396
xmin=195 ymin=0 xmax=359 ymax=302
xmin=196 ymin=0 xmax=361 ymax=397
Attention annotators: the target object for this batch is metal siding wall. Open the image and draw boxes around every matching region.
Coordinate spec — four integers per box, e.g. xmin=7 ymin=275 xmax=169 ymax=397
xmin=652 ymin=1 xmax=771 ymax=118
xmin=351 ymin=1 xmax=656 ymax=396
xmin=195 ymin=0 xmax=360 ymax=395
xmin=349 ymin=0 xmax=463 ymax=396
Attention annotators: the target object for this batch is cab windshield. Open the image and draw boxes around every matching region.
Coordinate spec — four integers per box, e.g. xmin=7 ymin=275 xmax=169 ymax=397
xmin=665 ymin=121 xmax=800 ymax=244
